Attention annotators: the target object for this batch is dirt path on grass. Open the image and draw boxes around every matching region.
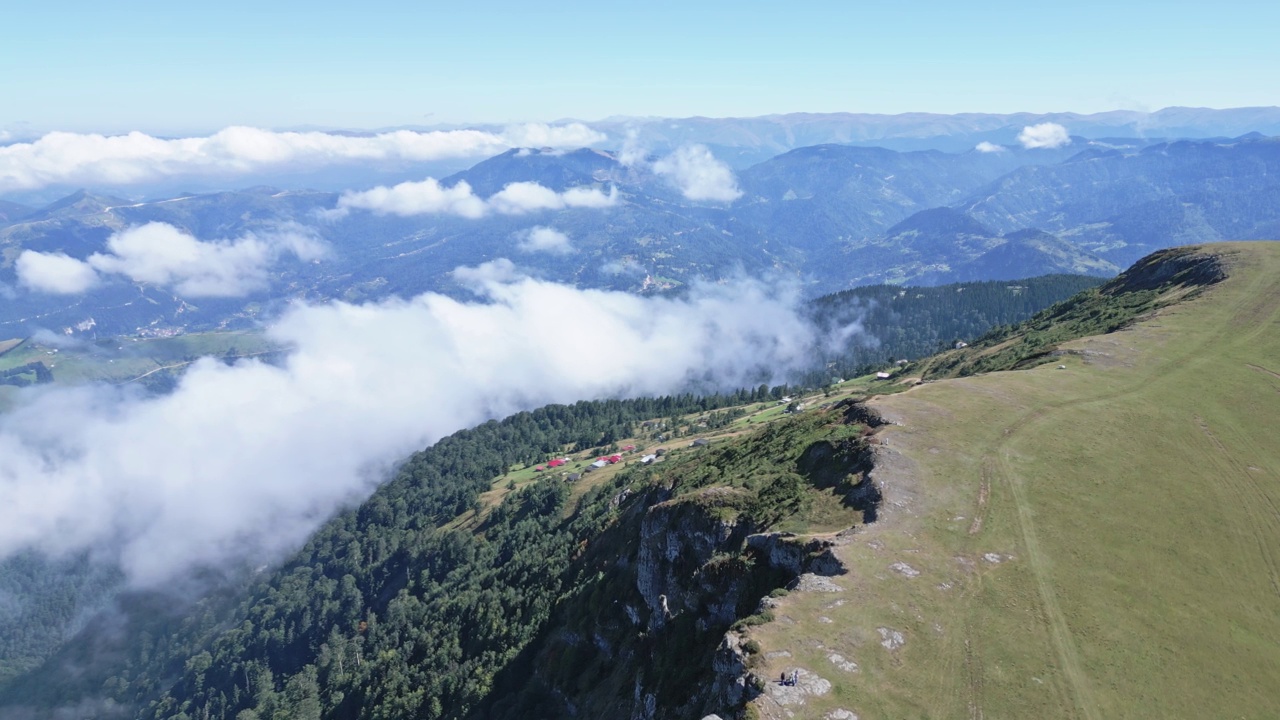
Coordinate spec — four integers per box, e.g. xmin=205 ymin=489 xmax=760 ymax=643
xmin=988 ymin=442 xmax=1100 ymax=720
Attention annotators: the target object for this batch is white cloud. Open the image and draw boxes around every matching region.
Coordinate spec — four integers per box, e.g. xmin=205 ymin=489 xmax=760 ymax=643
xmin=500 ymin=123 xmax=604 ymax=148
xmin=601 ymin=258 xmax=646 ymax=276
xmin=618 ymin=128 xmax=647 ymax=167
xmin=335 ymin=178 xmax=617 ymax=217
xmin=0 ymin=268 xmax=830 ymax=585
xmin=90 ymin=222 xmax=326 ymax=297
xmin=516 ymin=226 xmax=575 ymax=254
xmin=652 ymin=144 xmax=743 ymax=202
xmin=18 ymin=222 xmax=326 ymax=297
xmin=15 ymin=251 xmax=99 ymax=294
xmin=975 ymin=141 xmax=1006 ymax=153
xmin=0 ymin=124 xmax=606 ymax=192
xmin=449 ymin=258 xmax=523 ymax=291
xmin=333 ymin=178 xmax=489 ymax=218
xmin=488 ymin=182 xmax=617 ymax=214
xmin=1017 ymin=122 xmax=1072 ymax=149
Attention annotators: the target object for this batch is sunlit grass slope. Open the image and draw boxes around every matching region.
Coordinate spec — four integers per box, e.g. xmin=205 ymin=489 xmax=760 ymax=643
xmin=748 ymin=242 xmax=1280 ymax=719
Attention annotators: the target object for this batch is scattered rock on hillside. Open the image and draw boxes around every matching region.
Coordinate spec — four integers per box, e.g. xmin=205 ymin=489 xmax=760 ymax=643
xmin=890 ymin=561 xmax=920 ymax=577
xmin=828 ymin=652 xmax=859 ymax=672
xmin=766 ymin=668 xmax=832 ymax=706
xmin=877 ymin=627 xmax=905 ymax=650
xmin=792 ymin=573 xmax=845 ymax=592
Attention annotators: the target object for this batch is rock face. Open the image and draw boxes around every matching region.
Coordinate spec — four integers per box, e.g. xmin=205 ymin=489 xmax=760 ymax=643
xmin=746 ymin=533 xmax=845 ymax=577
xmin=791 ymin=573 xmax=846 ymax=593
xmin=492 ymin=408 xmax=879 ymax=720
xmin=630 ymin=487 xmax=856 ymax=719
xmin=636 ymin=487 xmax=752 ymax=631
xmin=517 ymin=482 xmax=842 ymax=720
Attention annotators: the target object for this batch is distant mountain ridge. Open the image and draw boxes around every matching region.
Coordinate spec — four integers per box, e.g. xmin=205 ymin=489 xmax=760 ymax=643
xmin=1 ymin=134 xmax=1277 ymax=337
xmin=960 ymin=134 xmax=1280 ymax=266
xmin=583 ymin=106 xmax=1280 ymax=159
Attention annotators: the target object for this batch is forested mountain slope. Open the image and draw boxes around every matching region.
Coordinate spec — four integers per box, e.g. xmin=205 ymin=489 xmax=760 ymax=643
xmin=0 ymin=385 xmax=886 ymax=720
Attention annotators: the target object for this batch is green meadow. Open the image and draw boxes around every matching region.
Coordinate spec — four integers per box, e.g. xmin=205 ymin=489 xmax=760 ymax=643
xmin=747 ymin=242 xmax=1280 ymax=719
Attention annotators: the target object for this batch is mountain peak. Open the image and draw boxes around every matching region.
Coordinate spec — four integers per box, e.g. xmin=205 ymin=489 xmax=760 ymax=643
xmin=443 ymin=146 xmax=623 ymax=195
xmin=27 ymin=189 xmax=132 ymax=221
xmin=885 ymin=207 xmax=993 ymax=238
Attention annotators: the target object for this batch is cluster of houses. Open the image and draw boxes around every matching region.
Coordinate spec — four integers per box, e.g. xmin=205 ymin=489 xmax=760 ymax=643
xmin=588 ymin=454 xmax=624 ymax=470
xmin=532 ymin=444 xmax=671 ymax=482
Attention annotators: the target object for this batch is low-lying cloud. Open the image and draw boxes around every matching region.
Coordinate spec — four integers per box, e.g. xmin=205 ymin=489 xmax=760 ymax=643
xmin=0 ymin=124 xmax=606 ymax=192
xmin=15 ymin=251 xmax=101 ymax=294
xmin=1017 ymin=122 xmax=1072 ymax=149
xmin=653 ymin=144 xmax=743 ymax=202
xmin=516 ymin=226 xmax=575 ymax=254
xmin=974 ymin=141 xmax=1006 ymax=153
xmin=334 ymin=179 xmax=617 ymax=217
xmin=0 ymin=265 xmax=835 ymax=585
xmin=17 ymin=222 xmax=326 ymax=297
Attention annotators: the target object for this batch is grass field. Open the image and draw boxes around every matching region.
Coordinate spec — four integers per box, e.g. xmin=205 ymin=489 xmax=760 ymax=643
xmin=0 ymin=330 xmax=277 ymax=381
xmin=746 ymin=242 xmax=1280 ymax=719
xmin=0 ymin=330 xmax=280 ymax=410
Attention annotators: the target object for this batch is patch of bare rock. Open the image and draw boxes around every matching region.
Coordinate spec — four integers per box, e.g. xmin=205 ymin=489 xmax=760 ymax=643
xmin=765 ymin=669 xmax=832 ymax=707
xmin=877 ymin=627 xmax=905 ymax=650
xmin=791 ymin=573 xmax=845 ymax=593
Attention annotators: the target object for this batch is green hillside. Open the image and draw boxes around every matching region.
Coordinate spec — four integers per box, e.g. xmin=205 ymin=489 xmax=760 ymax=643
xmin=2 ymin=243 xmax=1276 ymax=719
xmin=0 ymin=383 xmax=889 ymax=719
xmin=743 ymin=242 xmax=1280 ymax=719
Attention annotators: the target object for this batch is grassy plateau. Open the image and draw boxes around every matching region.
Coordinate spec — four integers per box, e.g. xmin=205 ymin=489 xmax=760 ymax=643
xmin=745 ymin=242 xmax=1280 ymax=719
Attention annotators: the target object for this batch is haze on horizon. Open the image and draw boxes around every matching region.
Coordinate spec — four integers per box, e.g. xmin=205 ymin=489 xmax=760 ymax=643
xmin=3 ymin=0 xmax=1279 ymax=136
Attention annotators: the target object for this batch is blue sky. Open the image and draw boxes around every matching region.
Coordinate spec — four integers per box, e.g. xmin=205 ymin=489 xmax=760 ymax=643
xmin=3 ymin=0 xmax=1278 ymax=134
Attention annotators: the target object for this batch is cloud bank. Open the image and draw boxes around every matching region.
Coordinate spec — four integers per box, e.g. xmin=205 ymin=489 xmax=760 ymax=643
xmin=516 ymin=226 xmax=575 ymax=254
xmin=0 ymin=266 xmax=832 ymax=585
xmin=1017 ymin=122 xmax=1072 ymax=149
xmin=653 ymin=144 xmax=743 ymax=202
xmin=335 ymin=179 xmax=617 ymax=217
xmin=0 ymin=124 xmax=606 ymax=192
xmin=16 ymin=222 xmax=326 ymax=297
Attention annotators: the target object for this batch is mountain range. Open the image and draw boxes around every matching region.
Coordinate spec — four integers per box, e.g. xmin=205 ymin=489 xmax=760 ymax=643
xmin=406 ymin=106 xmax=1280 ymax=162
xmin=2 ymin=133 xmax=1278 ymax=338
